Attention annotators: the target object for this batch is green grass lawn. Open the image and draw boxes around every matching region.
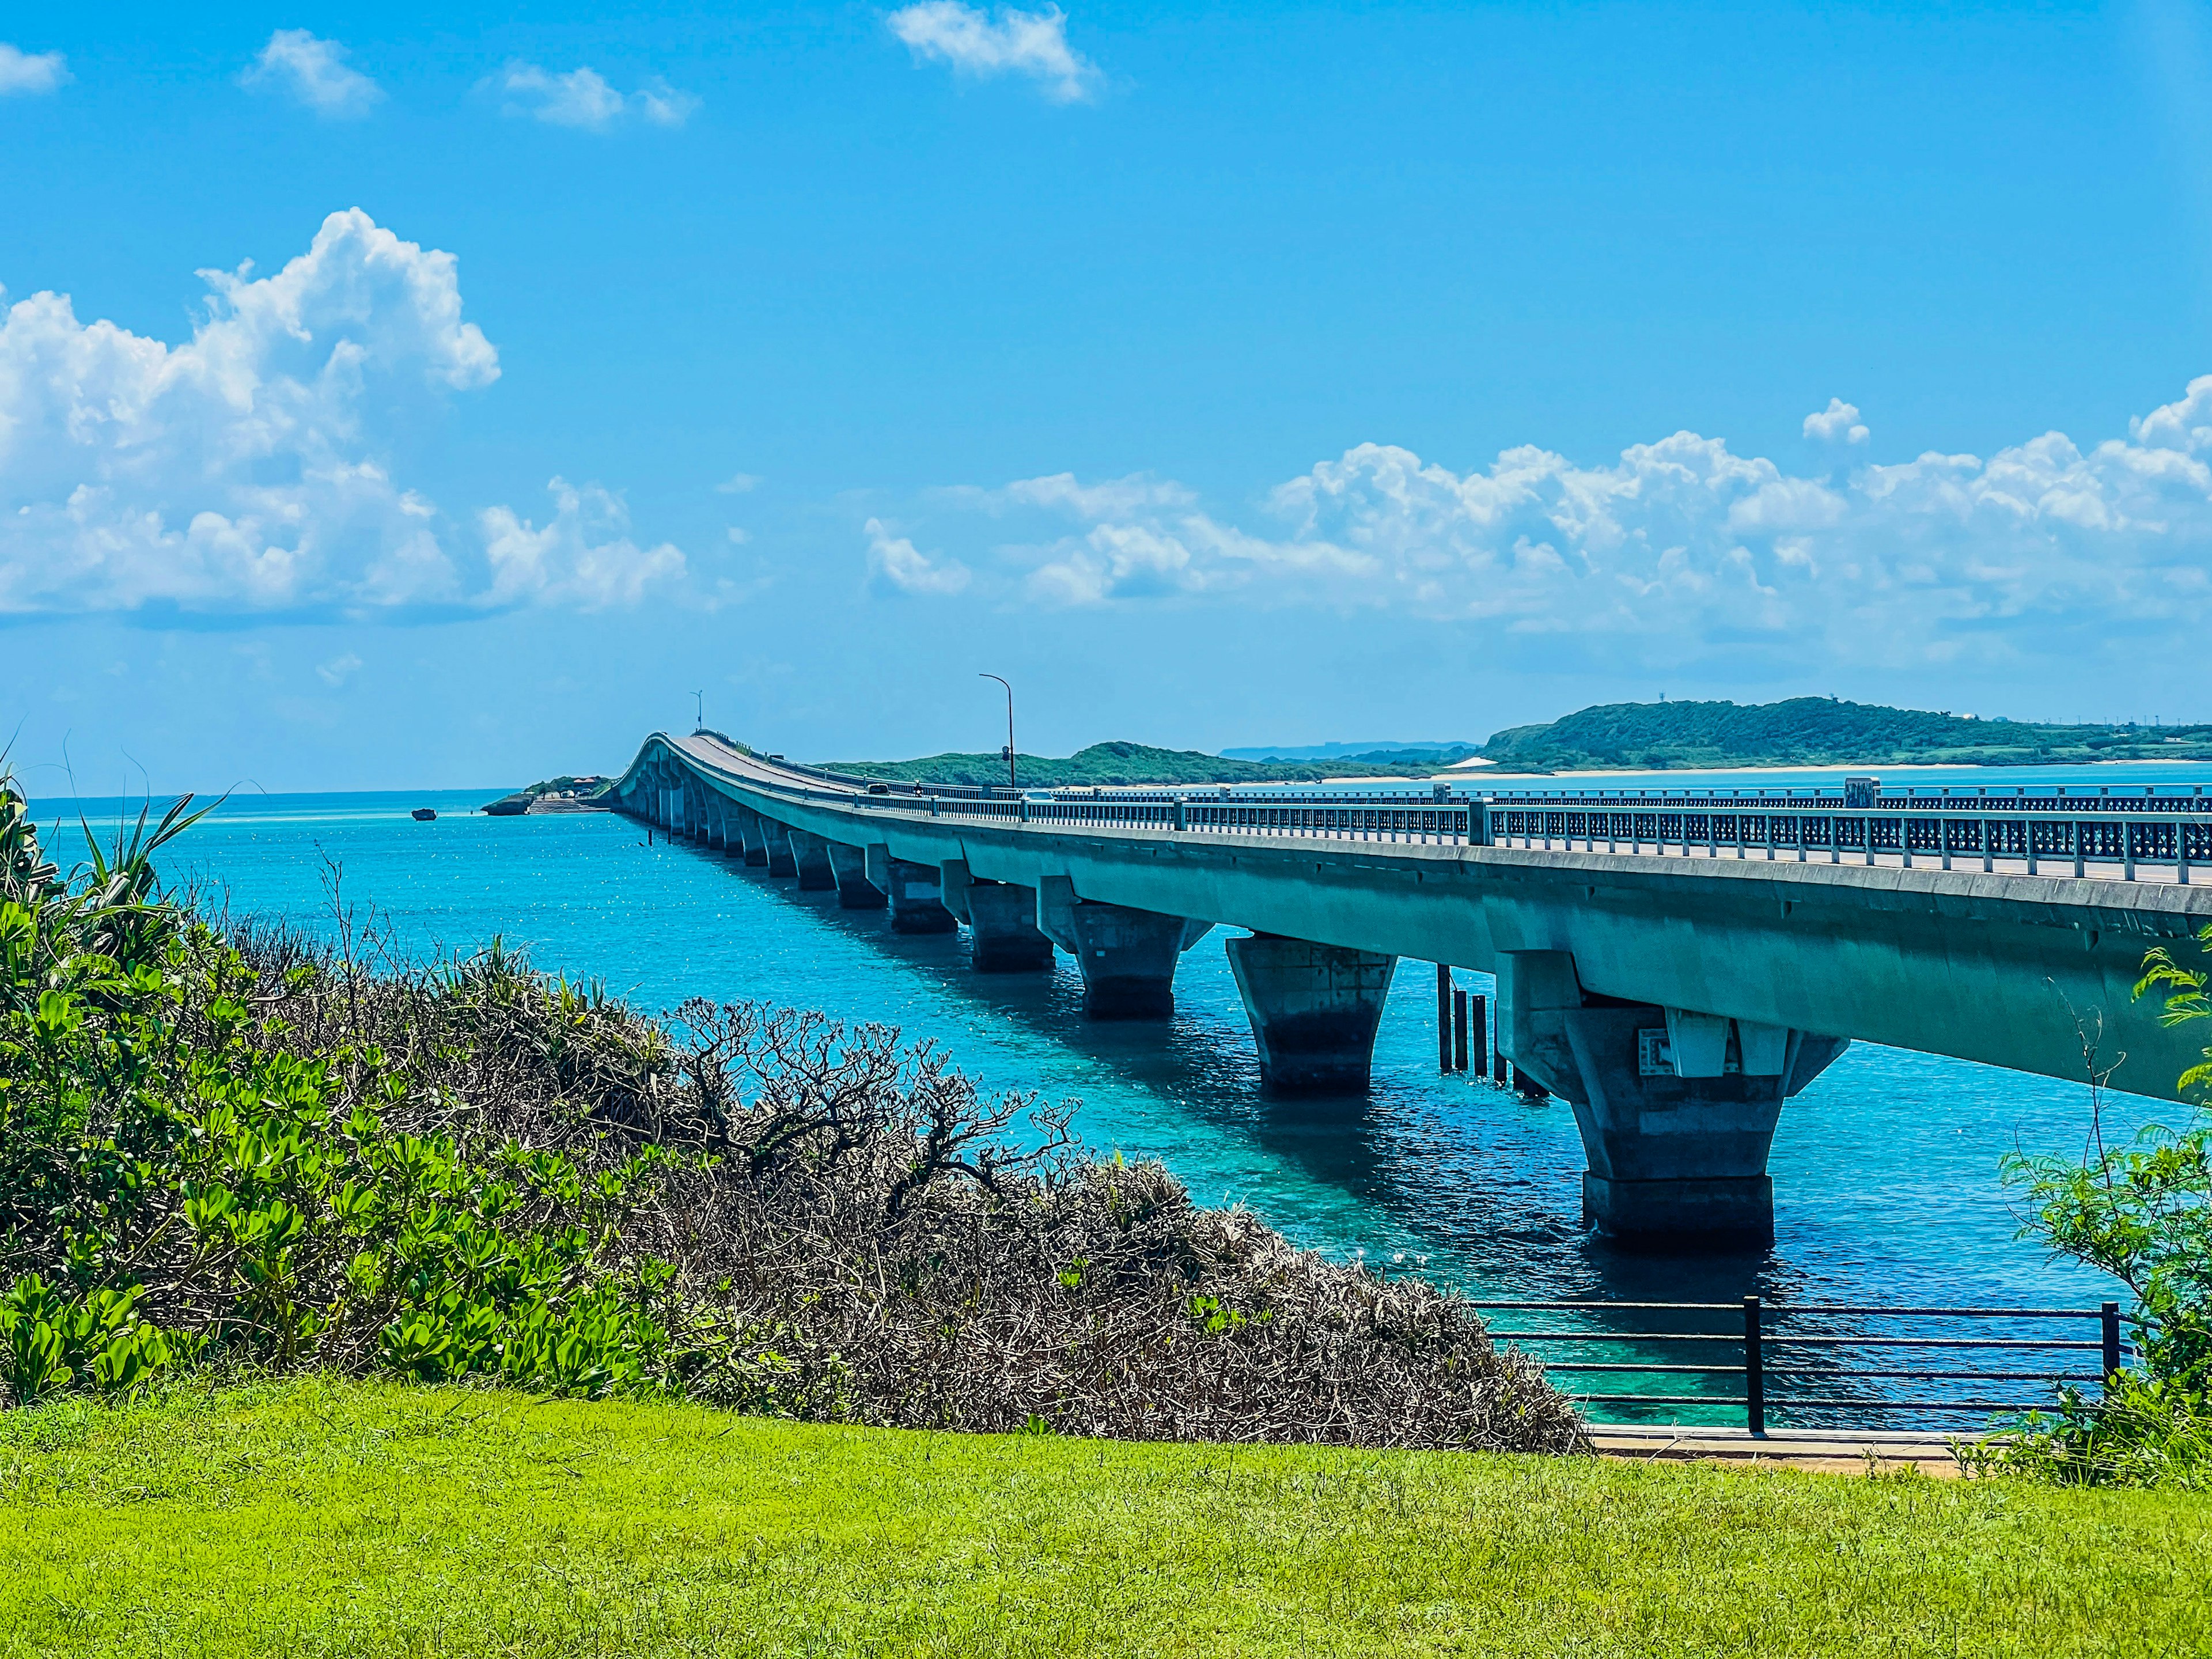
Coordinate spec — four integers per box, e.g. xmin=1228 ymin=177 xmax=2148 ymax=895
xmin=0 ymin=1378 xmax=2202 ymax=1658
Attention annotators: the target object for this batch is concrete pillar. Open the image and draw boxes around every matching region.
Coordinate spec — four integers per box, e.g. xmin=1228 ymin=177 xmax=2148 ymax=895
xmin=761 ymin=816 xmax=797 ymax=877
xmin=1225 ymin=934 xmax=1397 ymax=1094
xmin=969 ymin=882 xmax=1056 ymax=971
xmin=937 ymin=861 xmax=1053 ymax=970
xmin=1498 ymin=950 xmax=1849 ymax=1243
xmin=786 ymin=828 xmax=837 ymax=891
xmin=825 ymin=841 xmax=885 ymax=909
xmin=865 ymin=845 xmax=955 ymax=933
xmin=1035 ymin=876 xmax=1213 ymax=1018
xmin=733 ymin=807 xmax=770 ymax=868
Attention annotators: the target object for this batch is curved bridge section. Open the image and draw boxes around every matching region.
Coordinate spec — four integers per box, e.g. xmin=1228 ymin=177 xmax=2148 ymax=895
xmin=610 ymin=732 xmax=2212 ymax=1244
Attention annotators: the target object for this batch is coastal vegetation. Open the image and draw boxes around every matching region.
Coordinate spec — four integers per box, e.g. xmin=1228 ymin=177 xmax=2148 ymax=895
xmin=0 ymin=774 xmax=1572 ymax=1449
xmin=1988 ymin=924 xmax=2212 ymax=1488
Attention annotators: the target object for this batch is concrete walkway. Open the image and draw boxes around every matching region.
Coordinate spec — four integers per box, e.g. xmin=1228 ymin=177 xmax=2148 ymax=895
xmin=1589 ymin=1423 xmax=1971 ymax=1476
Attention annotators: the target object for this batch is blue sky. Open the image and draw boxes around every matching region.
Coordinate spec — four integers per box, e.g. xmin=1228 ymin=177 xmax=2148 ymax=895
xmin=6 ymin=1 xmax=2212 ymax=793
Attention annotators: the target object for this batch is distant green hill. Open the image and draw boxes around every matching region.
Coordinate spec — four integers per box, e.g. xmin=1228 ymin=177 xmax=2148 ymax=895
xmin=1478 ymin=698 xmax=2212 ymax=772
xmin=819 ymin=741 xmax=1425 ymax=789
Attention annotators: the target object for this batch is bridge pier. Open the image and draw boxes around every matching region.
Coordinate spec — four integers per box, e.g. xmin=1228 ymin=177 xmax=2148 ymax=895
xmin=1499 ymin=950 xmax=1848 ymax=1243
xmin=1036 ymin=877 xmax=1212 ymax=1018
xmin=759 ymin=816 xmax=798 ymax=877
xmin=940 ymin=862 xmax=1054 ymax=970
xmin=1225 ymin=934 xmax=1397 ymax=1094
xmin=825 ymin=842 xmax=885 ymax=909
xmin=733 ymin=808 xmax=770 ymax=868
xmin=865 ymin=846 xmax=957 ymax=934
xmin=786 ymin=828 xmax=838 ymax=891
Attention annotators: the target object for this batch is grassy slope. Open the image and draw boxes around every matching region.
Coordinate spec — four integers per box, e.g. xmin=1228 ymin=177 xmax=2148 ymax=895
xmin=1 ymin=1380 xmax=2203 ymax=1658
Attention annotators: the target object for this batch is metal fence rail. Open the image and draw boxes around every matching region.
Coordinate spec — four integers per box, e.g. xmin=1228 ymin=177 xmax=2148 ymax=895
xmin=1467 ymin=1297 xmax=2128 ymax=1431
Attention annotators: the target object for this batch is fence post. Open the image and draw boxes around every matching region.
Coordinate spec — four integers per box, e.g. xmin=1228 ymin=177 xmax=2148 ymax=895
xmin=1172 ymin=797 xmax=1187 ymax=832
xmin=2101 ymin=1300 xmax=2123 ymax=1385
xmin=1744 ymin=1296 xmax=1765 ymax=1435
xmin=1437 ymin=965 xmax=1453 ymax=1071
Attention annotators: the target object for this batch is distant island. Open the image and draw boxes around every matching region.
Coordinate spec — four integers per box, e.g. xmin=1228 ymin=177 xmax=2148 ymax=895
xmin=820 ymin=699 xmax=2212 ymax=786
xmin=1475 ymin=698 xmax=2212 ymax=772
xmin=817 ymin=741 xmax=1424 ymax=789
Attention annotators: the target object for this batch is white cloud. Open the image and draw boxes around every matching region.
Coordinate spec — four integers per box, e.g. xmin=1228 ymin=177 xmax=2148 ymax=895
xmin=903 ymin=376 xmax=2212 ymax=671
xmin=497 ymin=63 xmax=698 ymax=131
xmin=480 ymin=479 xmax=685 ymax=609
xmin=1803 ymin=396 xmax=1869 ymax=445
xmin=726 ymin=527 xmax=750 ymax=545
xmin=887 ymin=3 xmax=1100 ymax=103
xmin=315 ymin=652 xmax=362 ymax=687
xmin=865 ymin=517 xmax=971 ymax=596
xmin=0 ymin=44 xmax=70 ymax=96
xmin=714 ymin=472 xmax=761 ymax=494
xmin=0 ymin=209 xmax=683 ymax=619
xmin=243 ymin=30 xmax=382 ymax=119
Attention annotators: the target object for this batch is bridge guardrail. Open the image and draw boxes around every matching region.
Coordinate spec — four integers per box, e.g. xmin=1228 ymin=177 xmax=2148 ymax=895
xmin=1469 ymin=1296 xmax=2128 ymax=1432
xmin=646 ymin=738 xmax=2212 ymax=885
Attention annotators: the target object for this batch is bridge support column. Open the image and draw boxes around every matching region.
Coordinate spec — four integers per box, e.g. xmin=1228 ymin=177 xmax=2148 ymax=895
xmin=825 ymin=842 xmax=885 ymax=909
xmin=760 ymin=816 xmax=797 ymax=877
xmin=786 ymin=828 xmax=837 ymax=891
xmin=732 ymin=808 xmax=769 ymax=868
xmin=1499 ymin=950 xmax=1849 ymax=1243
xmin=1225 ymin=934 xmax=1397 ymax=1094
xmin=865 ymin=846 xmax=956 ymax=933
xmin=1035 ymin=877 xmax=1212 ymax=1018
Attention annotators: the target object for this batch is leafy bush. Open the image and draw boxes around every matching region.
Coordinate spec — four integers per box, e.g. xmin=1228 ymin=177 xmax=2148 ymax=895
xmin=1993 ymin=923 xmax=2212 ymax=1484
xmin=0 ymin=775 xmax=1581 ymax=1452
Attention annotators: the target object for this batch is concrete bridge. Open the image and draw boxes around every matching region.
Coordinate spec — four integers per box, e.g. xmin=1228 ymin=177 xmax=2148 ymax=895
xmin=608 ymin=732 xmax=2212 ymax=1244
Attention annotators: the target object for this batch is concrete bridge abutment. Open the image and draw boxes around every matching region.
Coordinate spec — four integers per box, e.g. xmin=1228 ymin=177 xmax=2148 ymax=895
xmin=1036 ymin=877 xmax=1211 ymax=1018
xmin=1498 ymin=950 xmax=1849 ymax=1243
xmin=825 ymin=842 xmax=885 ymax=909
xmin=1225 ymin=934 xmax=1397 ymax=1095
xmin=866 ymin=845 xmax=957 ymax=934
xmin=786 ymin=828 xmax=838 ymax=891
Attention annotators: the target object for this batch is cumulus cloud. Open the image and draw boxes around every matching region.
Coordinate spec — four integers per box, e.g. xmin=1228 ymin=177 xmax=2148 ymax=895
xmin=899 ymin=380 xmax=2212 ymax=670
xmin=1803 ymin=396 xmax=1869 ymax=445
xmin=480 ymin=480 xmax=685 ymax=609
xmin=714 ymin=472 xmax=760 ymax=494
xmin=497 ymin=63 xmax=698 ymax=130
xmin=243 ymin=30 xmax=382 ymax=118
xmin=0 ymin=44 xmax=70 ymax=96
xmin=0 ymin=209 xmax=685 ymax=619
xmin=316 ymin=652 xmax=362 ymax=687
xmin=865 ymin=517 xmax=971 ymax=596
xmin=887 ymin=2 xmax=1100 ymax=102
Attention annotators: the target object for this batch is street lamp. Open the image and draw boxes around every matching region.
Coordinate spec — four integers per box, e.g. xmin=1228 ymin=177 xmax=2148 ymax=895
xmin=979 ymin=673 xmax=1015 ymax=790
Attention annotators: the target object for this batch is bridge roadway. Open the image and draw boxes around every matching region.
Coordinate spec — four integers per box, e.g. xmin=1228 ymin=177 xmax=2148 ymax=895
xmin=610 ymin=732 xmax=2212 ymax=1244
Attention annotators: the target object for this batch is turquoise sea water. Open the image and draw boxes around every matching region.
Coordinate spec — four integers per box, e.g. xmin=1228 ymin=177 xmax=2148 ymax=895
xmin=31 ymin=783 xmax=2190 ymax=1425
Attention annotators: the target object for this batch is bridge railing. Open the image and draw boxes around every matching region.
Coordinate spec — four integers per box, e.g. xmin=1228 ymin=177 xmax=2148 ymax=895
xmin=654 ymin=740 xmax=2212 ymax=884
xmin=1469 ymin=1296 xmax=2128 ymax=1433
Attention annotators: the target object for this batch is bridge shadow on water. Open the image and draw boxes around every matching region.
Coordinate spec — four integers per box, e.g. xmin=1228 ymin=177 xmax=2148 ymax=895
xmin=683 ymin=842 xmax=1788 ymax=1310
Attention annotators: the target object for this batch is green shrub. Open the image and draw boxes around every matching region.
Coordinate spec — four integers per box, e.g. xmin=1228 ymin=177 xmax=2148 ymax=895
xmin=1996 ymin=923 xmax=2212 ymax=1483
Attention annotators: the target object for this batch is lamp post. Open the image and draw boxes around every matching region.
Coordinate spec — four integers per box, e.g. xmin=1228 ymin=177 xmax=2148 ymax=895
xmin=692 ymin=690 xmax=704 ymax=732
xmin=980 ymin=673 xmax=1015 ymax=790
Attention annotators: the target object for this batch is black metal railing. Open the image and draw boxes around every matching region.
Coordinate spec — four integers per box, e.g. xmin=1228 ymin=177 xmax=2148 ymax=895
xmin=1468 ymin=1297 xmax=2128 ymax=1431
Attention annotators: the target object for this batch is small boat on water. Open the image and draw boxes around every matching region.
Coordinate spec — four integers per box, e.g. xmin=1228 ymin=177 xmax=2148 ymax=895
xmin=411 ymin=808 xmax=438 ymax=822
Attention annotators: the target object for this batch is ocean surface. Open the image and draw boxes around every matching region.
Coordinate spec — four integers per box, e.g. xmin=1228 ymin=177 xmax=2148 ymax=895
xmin=31 ymin=775 xmax=2198 ymax=1426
